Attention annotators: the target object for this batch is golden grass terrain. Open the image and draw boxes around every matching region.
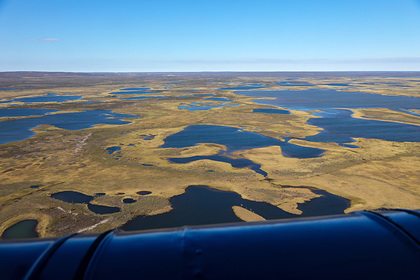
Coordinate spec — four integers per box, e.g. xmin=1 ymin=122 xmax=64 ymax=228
xmin=232 ymin=206 xmax=266 ymax=222
xmin=352 ymin=108 xmax=420 ymax=125
xmin=0 ymin=72 xmax=419 ymax=237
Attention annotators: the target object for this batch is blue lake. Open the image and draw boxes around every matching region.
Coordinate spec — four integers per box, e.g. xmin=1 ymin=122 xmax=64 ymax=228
xmin=235 ymin=89 xmax=420 ymax=145
xmin=0 ymin=93 xmax=82 ymax=104
xmin=253 ymin=108 xmax=290 ymax=115
xmin=169 ymin=153 xmax=267 ymax=176
xmin=306 ymin=115 xmax=420 ymax=144
xmin=310 ymin=108 xmax=353 ymax=118
xmin=234 ymin=89 xmax=420 ymax=111
xmin=0 ymin=108 xmax=58 ymax=117
xmin=160 ymin=125 xmax=324 ymax=158
xmin=0 ymin=110 xmax=140 ymax=144
xmin=121 ymin=185 xmax=349 ymax=231
xmin=292 ymin=187 xmax=351 ymax=217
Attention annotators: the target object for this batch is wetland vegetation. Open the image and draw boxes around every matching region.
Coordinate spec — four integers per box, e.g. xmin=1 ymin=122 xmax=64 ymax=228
xmin=0 ymin=71 xmax=419 ymax=238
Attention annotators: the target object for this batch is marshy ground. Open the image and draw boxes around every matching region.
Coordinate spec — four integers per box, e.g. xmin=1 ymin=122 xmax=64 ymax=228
xmin=0 ymin=72 xmax=419 ymax=237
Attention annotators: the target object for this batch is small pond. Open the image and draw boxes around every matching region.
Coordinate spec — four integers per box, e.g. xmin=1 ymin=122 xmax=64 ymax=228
xmin=87 ymin=203 xmax=120 ymax=214
xmin=123 ymin=198 xmax=137 ymax=204
xmin=51 ymin=191 xmax=94 ymax=204
xmin=106 ymin=146 xmax=121 ymax=155
xmin=137 ymin=191 xmax=152 ymax=195
xmin=50 ymin=191 xmax=121 ymax=215
xmin=253 ymin=108 xmax=290 ymax=114
xmin=139 ymin=135 xmax=155 ymax=140
xmin=1 ymin=219 xmax=39 ymax=239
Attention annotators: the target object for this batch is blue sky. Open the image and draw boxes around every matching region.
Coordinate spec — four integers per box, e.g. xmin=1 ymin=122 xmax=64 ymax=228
xmin=1 ymin=0 xmax=420 ymax=72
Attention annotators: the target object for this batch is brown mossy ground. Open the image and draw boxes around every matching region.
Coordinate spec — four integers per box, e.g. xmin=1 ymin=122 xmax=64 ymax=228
xmin=1 ymin=73 xmax=419 ymax=237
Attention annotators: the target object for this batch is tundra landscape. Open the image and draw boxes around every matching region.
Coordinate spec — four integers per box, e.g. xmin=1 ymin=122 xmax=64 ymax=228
xmin=1 ymin=71 xmax=419 ymax=238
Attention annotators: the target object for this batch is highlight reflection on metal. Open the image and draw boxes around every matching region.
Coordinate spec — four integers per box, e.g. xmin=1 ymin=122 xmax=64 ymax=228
xmin=1 ymin=209 xmax=420 ymax=279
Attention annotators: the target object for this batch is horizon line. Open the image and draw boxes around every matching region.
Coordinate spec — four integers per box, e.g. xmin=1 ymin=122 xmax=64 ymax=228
xmin=2 ymin=70 xmax=420 ymax=74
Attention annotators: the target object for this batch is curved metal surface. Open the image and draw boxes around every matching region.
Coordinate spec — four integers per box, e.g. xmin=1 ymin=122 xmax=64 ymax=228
xmin=0 ymin=210 xmax=419 ymax=280
xmin=23 ymin=233 xmax=77 ymax=280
